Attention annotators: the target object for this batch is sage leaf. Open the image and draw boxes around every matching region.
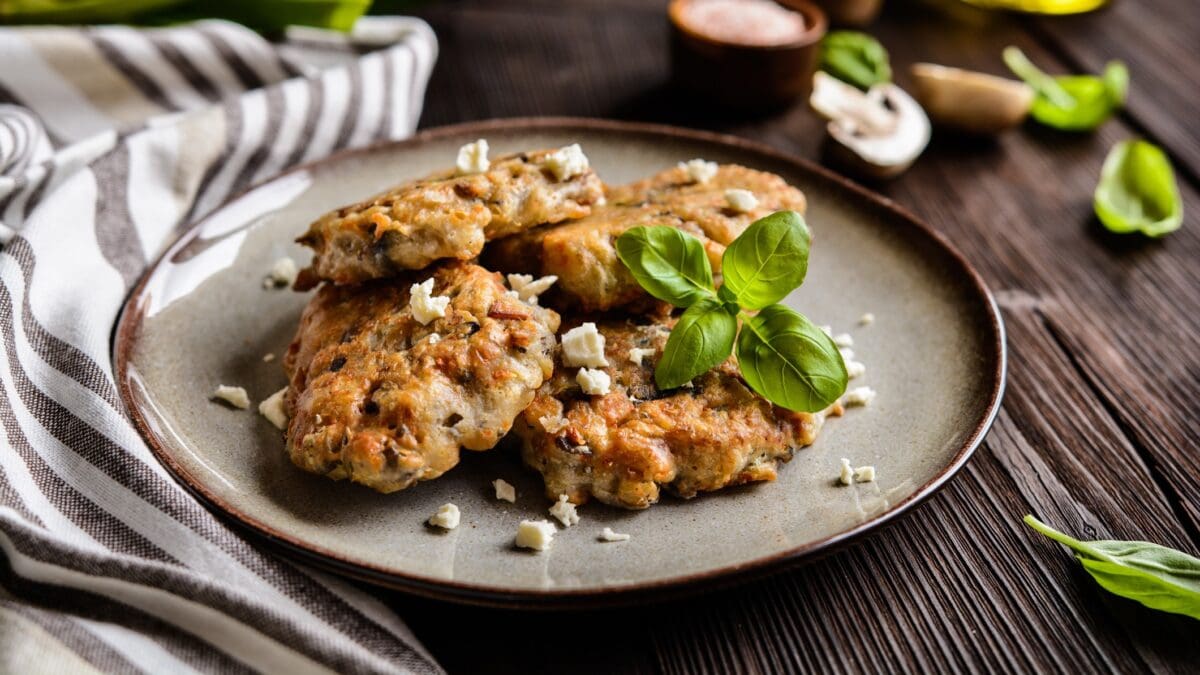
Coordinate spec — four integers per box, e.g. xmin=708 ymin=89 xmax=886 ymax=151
xmin=820 ymin=31 xmax=892 ymax=90
xmin=1094 ymin=140 xmax=1183 ymax=237
xmin=655 ymin=297 xmax=737 ymax=390
xmin=736 ymin=305 xmax=847 ymax=412
xmin=1003 ymin=46 xmax=1127 ymax=131
xmin=615 ymin=226 xmax=716 ymax=308
xmin=1024 ymin=515 xmax=1200 ymax=621
xmin=721 ymin=210 xmax=811 ymax=311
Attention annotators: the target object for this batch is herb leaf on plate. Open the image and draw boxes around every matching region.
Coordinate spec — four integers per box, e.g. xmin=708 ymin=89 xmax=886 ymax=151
xmin=615 ymin=225 xmax=716 ymax=307
xmin=820 ymin=31 xmax=892 ymax=90
xmin=737 ymin=305 xmax=848 ymax=413
xmin=655 ymin=297 xmax=738 ymax=390
xmin=1003 ymin=46 xmax=1127 ymax=131
xmin=1024 ymin=515 xmax=1200 ymax=621
xmin=721 ymin=210 xmax=811 ymax=310
xmin=1094 ymin=140 xmax=1183 ymax=237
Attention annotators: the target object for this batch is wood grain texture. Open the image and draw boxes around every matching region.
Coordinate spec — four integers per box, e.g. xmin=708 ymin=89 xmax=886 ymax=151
xmin=388 ymin=1 xmax=1200 ymax=671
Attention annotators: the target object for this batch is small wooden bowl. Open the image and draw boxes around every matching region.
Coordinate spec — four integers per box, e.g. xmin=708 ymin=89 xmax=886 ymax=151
xmin=668 ymin=0 xmax=828 ymax=109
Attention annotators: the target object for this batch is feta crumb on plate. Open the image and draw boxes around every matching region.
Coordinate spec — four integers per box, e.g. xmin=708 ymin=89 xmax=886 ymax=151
xmin=538 ymin=413 xmax=568 ymax=434
xmin=456 ymin=138 xmax=489 ymax=174
xmin=854 ymin=465 xmax=877 ymax=483
xmin=838 ymin=458 xmax=854 ymax=486
xmin=515 ymin=519 xmax=556 ymax=551
xmin=846 ymin=360 xmax=866 ymax=379
xmin=507 ymin=273 xmax=557 ymax=304
xmin=545 ymin=143 xmax=589 ymax=181
xmin=678 ymin=158 xmax=718 ymax=184
xmin=409 ymin=278 xmax=450 ymax=325
xmin=838 ymin=459 xmax=877 ymax=485
xmin=843 ymin=386 xmax=876 ymax=407
xmin=428 ymin=503 xmax=460 ymax=530
xmin=549 ymin=494 xmax=580 ymax=527
xmin=725 ymin=188 xmax=758 ymax=213
xmin=212 ymin=385 xmax=250 ymax=409
xmin=493 ymin=478 xmax=517 ymax=503
xmin=263 ymin=257 xmax=298 ymax=288
xmin=819 ymin=324 xmax=832 ymax=337
xmin=599 ymin=527 xmax=631 ymax=543
xmin=262 ymin=353 xmax=276 ymax=363
xmin=833 ymin=333 xmax=854 ymax=348
xmin=576 ymin=367 xmax=611 ymax=396
xmin=258 ymin=387 xmax=288 ymax=430
xmin=561 ymin=322 xmax=608 ymax=367
xmin=859 ymin=312 xmax=875 ymax=326
xmin=628 ymin=346 xmax=656 ymax=367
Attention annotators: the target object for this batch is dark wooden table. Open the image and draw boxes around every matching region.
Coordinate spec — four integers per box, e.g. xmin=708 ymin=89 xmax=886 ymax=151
xmin=383 ymin=1 xmax=1200 ymax=671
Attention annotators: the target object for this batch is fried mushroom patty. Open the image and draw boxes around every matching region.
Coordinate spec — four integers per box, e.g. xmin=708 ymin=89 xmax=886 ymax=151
xmin=283 ymin=261 xmax=560 ymax=493
xmin=294 ymin=149 xmax=605 ymax=289
xmin=513 ymin=319 xmax=841 ymax=509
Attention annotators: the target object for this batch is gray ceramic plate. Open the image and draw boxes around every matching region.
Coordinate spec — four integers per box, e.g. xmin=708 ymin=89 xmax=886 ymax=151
xmin=115 ymin=118 xmax=1005 ymax=608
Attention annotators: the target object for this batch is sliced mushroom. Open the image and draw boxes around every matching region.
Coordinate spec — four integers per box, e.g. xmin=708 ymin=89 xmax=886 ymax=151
xmin=810 ymin=71 xmax=930 ymax=179
xmin=910 ymin=63 xmax=1034 ymax=134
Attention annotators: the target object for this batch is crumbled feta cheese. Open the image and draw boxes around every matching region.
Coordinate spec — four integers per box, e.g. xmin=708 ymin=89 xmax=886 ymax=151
xmin=833 ymin=333 xmax=854 ymax=348
xmin=561 ymin=322 xmax=608 ymax=367
xmin=262 ymin=353 xmax=276 ymax=363
xmin=838 ymin=458 xmax=854 ymax=486
xmin=549 ymin=494 xmax=580 ymax=527
xmin=844 ymin=386 xmax=876 ymax=407
xmin=426 ymin=333 xmax=441 ymax=345
xmin=599 ymin=527 xmax=631 ymax=542
xmin=538 ymin=413 xmax=568 ymax=434
xmin=839 ymin=347 xmax=855 ymax=361
xmin=545 ymin=143 xmax=589 ymax=181
xmin=819 ymin=324 xmax=833 ymax=336
xmin=680 ymin=380 xmax=695 ymax=390
xmin=456 ymin=138 xmax=490 ymax=174
xmin=678 ymin=158 xmax=718 ymax=184
xmin=854 ymin=465 xmax=876 ymax=482
xmin=213 ymin=385 xmax=250 ymax=409
xmin=428 ymin=503 xmax=460 ymax=530
xmin=725 ymin=188 xmax=758 ymax=213
xmin=859 ymin=313 xmax=875 ymax=326
xmin=577 ymin=368 xmax=611 ymax=396
xmin=258 ymin=387 xmax=288 ymax=429
xmin=264 ymin=257 xmax=298 ymax=288
xmin=409 ymin=278 xmax=450 ymax=325
xmin=515 ymin=519 xmax=556 ymax=551
xmin=846 ymin=360 xmax=866 ymax=379
xmin=507 ymin=273 xmax=558 ymax=304
xmin=628 ymin=347 xmax=656 ymax=367
xmin=493 ymin=478 xmax=516 ymax=503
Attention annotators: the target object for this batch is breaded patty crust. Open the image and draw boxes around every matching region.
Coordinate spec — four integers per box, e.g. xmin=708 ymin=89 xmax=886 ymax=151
xmin=284 ymin=261 xmax=560 ymax=493
xmin=514 ymin=319 xmax=841 ymax=509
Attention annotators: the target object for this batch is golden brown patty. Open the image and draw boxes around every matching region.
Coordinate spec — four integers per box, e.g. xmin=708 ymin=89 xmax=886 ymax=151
xmin=283 ymin=261 xmax=561 ymax=493
xmin=513 ymin=319 xmax=841 ymax=509
xmin=483 ymin=164 xmax=806 ymax=313
xmin=294 ymin=149 xmax=605 ymax=289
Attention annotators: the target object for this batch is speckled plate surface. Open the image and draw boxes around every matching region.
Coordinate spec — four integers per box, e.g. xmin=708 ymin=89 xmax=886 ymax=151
xmin=115 ymin=118 xmax=1005 ymax=608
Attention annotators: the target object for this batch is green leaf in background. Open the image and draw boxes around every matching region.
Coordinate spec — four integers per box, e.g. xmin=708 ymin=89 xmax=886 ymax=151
xmin=654 ymin=297 xmax=738 ymax=390
xmin=615 ymin=225 xmax=716 ymax=308
xmin=819 ymin=31 xmax=892 ymax=90
xmin=0 ymin=0 xmax=372 ymax=33
xmin=1024 ymin=515 xmax=1200 ymax=621
xmin=1002 ymin=46 xmax=1127 ymax=131
xmin=721 ymin=210 xmax=811 ymax=311
xmin=736 ymin=304 xmax=847 ymax=413
xmin=1094 ymin=140 xmax=1183 ymax=237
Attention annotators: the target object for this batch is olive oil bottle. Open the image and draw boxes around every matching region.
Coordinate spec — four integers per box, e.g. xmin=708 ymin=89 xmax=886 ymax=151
xmin=958 ymin=0 xmax=1107 ymax=13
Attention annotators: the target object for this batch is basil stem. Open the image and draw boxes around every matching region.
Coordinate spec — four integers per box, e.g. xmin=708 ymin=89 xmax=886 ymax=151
xmin=1003 ymin=46 xmax=1128 ymax=132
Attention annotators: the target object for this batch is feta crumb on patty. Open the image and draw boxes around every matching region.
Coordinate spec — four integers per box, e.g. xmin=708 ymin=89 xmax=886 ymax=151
xmin=428 ymin=503 xmax=460 ymax=530
xmin=545 ymin=143 xmax=589 ymax=181
xmin=507 ymin=273 xmax=558 ymax=304
xmin=456 ymin=138 xmax=490 ymax=174
xmin=678 ymin=158 xmax=718 ymax=184
xmin=258 ymin=387 xmax=288 ymax=430
xmin=212 ymin=385 xmax=250 ymax=409
xmin=854 ymin=465 xmax=876 ymax=482
xmin=493 ymin=478 xmax=517 ymax=503
xmin=859 ymin=313 xmax=875 ymax=326
xmin=628 ymin=346 xmax=656 ymax=367
xmin=549 ymin=494 xmax=580 ymax=527
xmin=426 ymin=333 xmax=441 ymax=345
xmin=515 ymin=519 xmax=556 ymax=551
xmin=843 ymin=386 xmax=876 ymax=407
xmin=725 ymin=188 xmax=758 ymax=213
xmin=409 ymin=278 xmax=450 ymax=325
xmin=561 ymin=322 xmax=608 ymax=367
xmin=538 ymin=413 xmax=568 ymax=434
xmin=576 ymin=367 xmax=611 ymax=396
xmin=838 ymin=458 xmax=854 ymax=486
xmin=263 ymin=257 xmax=298 ymax=288
xmin=599 ymin=527 xmax=631 ymax=542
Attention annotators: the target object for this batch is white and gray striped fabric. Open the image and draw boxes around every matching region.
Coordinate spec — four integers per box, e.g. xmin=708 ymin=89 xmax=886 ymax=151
xmin=0 ymin=17 xmax=442 ymax=674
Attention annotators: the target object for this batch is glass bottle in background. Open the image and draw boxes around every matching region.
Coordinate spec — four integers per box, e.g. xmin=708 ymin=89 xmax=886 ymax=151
xmin=958 ymin=0 xmax=1108 ymax=14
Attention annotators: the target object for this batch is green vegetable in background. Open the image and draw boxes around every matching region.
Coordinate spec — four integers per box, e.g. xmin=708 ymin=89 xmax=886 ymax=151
xmin=616 ymin=211 xmax=848 ymax=411
xmin=1003 ymin=46 xmax=1127 ymax=131
xmin=0 ymin=0 xmax=372 ymax=33
xmin=1024 ymin=515 xmax=1200 ymax=621
xmin=1094 ymin=140 xmax=1183 ymax=237
xmin=819 ymin=31 xmax=892 ymax=90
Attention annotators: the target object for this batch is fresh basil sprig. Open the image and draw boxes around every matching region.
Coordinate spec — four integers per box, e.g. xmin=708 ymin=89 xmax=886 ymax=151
xmin=1094 ymin=140 xmax=1183 ymax=237
xmin=819 ymin=31 xmax=892 ymax=91
xmin=616 ymin=211 xmax=848 ymax=412
xmin=1024 ymin=515 xmax=1200 ymax=621
xmin=1003 ymin=46 xmax=1128 ymax=131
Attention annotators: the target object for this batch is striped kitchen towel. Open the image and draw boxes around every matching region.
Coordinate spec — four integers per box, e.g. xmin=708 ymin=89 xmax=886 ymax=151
xmin=0 ymin=18 xmax=441 ymax=674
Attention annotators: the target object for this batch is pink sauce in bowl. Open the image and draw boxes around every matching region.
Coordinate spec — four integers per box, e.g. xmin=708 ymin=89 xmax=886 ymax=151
xmin=676 ymin=0 xmax=809 ymax=47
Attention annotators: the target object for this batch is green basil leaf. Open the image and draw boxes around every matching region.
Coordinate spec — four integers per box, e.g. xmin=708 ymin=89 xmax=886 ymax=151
xmin=616 ymin=226 xmax=716 ymax=308
xmin=654 ymin=297 xmax=737 ymax=390
xmin=721 ymin=210 xmax=811 ymax=311
xmin=1094 ymin=140 xmax=1183 ymax=237
xmin=1003 ymin=46 xmax=1127 ymax=131
xmin=735 ymin=305 xmax=847 ymax=412
xmin=819 ymin=31 xmax=892 ymax=90
xmin=1024 ymin=515 xmax=1200 ymax=621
